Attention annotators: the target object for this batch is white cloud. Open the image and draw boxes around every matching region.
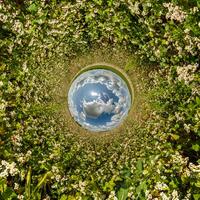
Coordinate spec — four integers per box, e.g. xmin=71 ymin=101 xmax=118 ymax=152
xmin=80 ymin=111 xmax=86 ymax=121
xmin=90 ymin=91 xmax=99 ymax=96
xmin=82 ymin=97 xmax=114 ymax=119
xmin=68 ymin=69 xmax=131 ymax=131
xmin=71 ymin=70 xmax=124 ymax=100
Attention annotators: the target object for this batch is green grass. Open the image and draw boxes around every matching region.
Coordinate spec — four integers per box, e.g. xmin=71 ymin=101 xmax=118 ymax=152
xmin=0 ymin=0 xmax=199 ymax=199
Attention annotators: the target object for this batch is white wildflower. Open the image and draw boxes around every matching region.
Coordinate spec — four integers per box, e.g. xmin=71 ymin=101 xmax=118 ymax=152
xmin=183 ymin=191 xmax=191 ymax=200
xmin=14 ymin=183 xmax=19 ymax=190
xmin=17 ymin=195 xmax=24 ymax=200
xmin=0 ymin=99 xmax=7 ymax=111
xmin=182 ymin=167 xmax=191 ymax=177
xmin=78 ymin=180 xmax=87 ymax=195
xmin=0 ymin=170 xmax=8 ymax=178
xmin=184 ymin=29 xmax=190 ymax=34
xmin=184 ymin=124 xmax=191 ymax=133
xmin=163 ymin=3 xmax=186 ymax=23
xmin=0 ymin=81 xmax=3 ymax=87
xmin=11 ymin=134 xmax=22 ymax=146
xmin=176 ymin=64 xmax=198 ymax=84
xmin=190 ymin=7 xmax=199 ymax=14
xmin=26 ymin=150 xmax=32 ymax=157
xmin=155 ymin=182 xmax=169 ymax=191
xmin=22 ymin=61 xmax=28 ymax=73
xmin=17 ymin=156 xmax=26 ymax=164
xmin=172 ymin=190 xmax=179 ymax=200
xmin=160 ymin=192 xmax=169 ymax=200
xmin=108 ymin=191 xmax=118 ymax=200
xmin=147 ymin=193 xmax=153 ymax=200
xmin=189 ymin=163 xmax=200 ymax=173
xmin=128 ymin=1 xmax=140 ymax=15
xmin=9 ymin=162 xmax=19 ymax=176
xmin=0 ymin=160 xmax=19 ymax=177
xmin=42 ymin=195 xmax=51 ymax=200
xmin=55 ymin=174 xmax=61 ymax=182
xmin=175 ymin=112 xmax=184 ymax=121
xmin=12 ymin=20 xmax=24 ymax=35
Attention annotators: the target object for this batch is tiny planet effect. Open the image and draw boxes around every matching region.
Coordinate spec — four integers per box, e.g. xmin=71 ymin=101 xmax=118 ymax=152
xmin=68 ymin=68 xmax=132 ymax=132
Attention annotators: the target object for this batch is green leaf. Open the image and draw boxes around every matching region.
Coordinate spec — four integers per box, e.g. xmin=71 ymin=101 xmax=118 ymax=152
xmin=136 ymin=181 xmax=147 ymax=198
xmin=0 ymin=178 xmax=7 ymax=193
xmin=32 ymin=171 xmax=52 ymax=196
xmin=171 ymin=134 xmax=180 ymax=140
xmin=2 ymin=187 xmax=17 ymax=200
xmin=60 ymin=194 xmax=67 ymax=200
xmin=117 ymin=188 xmax=128 ymax=200
xmin=193 ymin=194 xmax=200 ymax=200
xmin=195 ymin=181 xmax=200 ymax=188
xmin=136 ymin=159 xmax=143 ymax=173
xmin=192 ymin=144 xmax=200 ymax=152
xmin=196 ymin=97 xmax=200 ymax=105
xmin=103 ymin=178 xmax=115 ymax=192
xmin=28 ymin=3 xmax=38 ymax=13
xmin=25 ymin=167 xmax=31 ymax=200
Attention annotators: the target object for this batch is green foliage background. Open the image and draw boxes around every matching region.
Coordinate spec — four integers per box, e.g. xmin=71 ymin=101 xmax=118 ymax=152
xmin=0 ymin=0 xmax=200 ymax=199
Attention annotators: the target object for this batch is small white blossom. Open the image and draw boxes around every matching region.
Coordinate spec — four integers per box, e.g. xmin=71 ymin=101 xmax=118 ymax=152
xmin=0 ymin=160 xmax=19 ymax=178
xmin=189 ymin=163 xmax=200 ymax=172
xmin=172 ymin=190 xmax=179 ymax=200
xmin=14 ymin=183 xmax=19 ymax=190
xmin=17 ymin=195 xmax=24 ymax=200
xmin=176 ymin=64 xmax=198 ymax=84
xmin=163 ymin=3 xmax=186 ymax=23
xmin=22 ymin=61 xmax=28 ymax=73
xmin=160 ymin=192 xmax=169 ymax=200
xmin=155 ymin=182 xmax=169 ymax=191
xmin=108 ymin=191 xmax=118 ymax=200
xmin=184 ymin=124 xmax=191 ymax=133
xmin=11 ymin=134 xmax=22 ymax=146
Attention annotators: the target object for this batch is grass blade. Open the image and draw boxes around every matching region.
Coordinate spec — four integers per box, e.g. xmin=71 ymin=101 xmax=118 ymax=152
xmin=32 ymin=171 xmax=51 ymax=196
xmin=25 ymin=167 xmax=31 ymax=200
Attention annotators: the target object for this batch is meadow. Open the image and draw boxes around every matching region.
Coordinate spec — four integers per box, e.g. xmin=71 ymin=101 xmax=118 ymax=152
xmin=0 ymin=0 xmax=200 ymax=199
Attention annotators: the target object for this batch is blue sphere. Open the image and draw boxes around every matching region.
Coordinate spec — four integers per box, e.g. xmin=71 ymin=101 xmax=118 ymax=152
xmin=68 ymin=68 xmax=132 ymax=132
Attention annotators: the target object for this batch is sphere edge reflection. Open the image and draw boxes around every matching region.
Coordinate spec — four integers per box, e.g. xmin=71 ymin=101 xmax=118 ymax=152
xmin=67 ymin=65 xmax=132 ymax=132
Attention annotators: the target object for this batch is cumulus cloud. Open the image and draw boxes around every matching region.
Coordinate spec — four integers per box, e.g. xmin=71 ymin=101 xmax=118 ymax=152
xmin=82 ymin=98 xmax=114 ymax=119
xmin=80 ymin=111 xmax=86 ymax=121
xmin=68 ymin=69 xmax=131 ymax=131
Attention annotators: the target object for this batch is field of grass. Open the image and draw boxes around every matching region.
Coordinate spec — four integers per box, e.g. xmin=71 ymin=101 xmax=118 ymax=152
xmin=0 ymin=0 xmax=200 ymax=199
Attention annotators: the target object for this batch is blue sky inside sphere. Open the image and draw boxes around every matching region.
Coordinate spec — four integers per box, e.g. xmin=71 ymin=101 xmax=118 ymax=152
xmin=68 ymin=69 xmax=131 ymax=132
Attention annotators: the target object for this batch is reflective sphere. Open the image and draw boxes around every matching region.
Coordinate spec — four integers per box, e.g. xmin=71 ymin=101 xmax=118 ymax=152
xmin=68 ymin=68 xmax=132 ymax=132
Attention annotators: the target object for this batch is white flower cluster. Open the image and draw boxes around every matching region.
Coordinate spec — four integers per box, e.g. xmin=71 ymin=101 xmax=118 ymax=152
xmin=175 ymin=112 xmax=184 ymax=121
xmin=11 ymin=134 xmax=22 ymax=146
xmin=160 ymin=192 xmax=169 ymax=200
xmin=17 ymin=195 xmax=24 ymax=200
xmin=189 ymin=163 xmax=200 ymax=173
xmin=171 ymin=151 xmax=189 ymax=166
xmin=72 ymin=180 xmax=87 ymax=195
xmin=147 ymin=186 xmax=180 ymax=199
xmin=189 ymin=7 xmax=199 ymax=14
xmin=0 ymin=160 xmax=19 ymax=178
xmin=171 ymin=190 xmax=179 ymax=200
xmin=176 ymin=64 xmax=198 ymax=85
xmin=127 ymin=1 xmax=140 ymax=15
xmin=155 ymin=182 xmax=169 ymax=191
xmin=163 ymin=3 xmax=186 ymax=23
xmin=0 ymin=99 xmax=7 ymax=111
xmin=184 ymin=34 xmax=200 ymax=55
xmin=16 ymin=150 xmax=32 ymax=164
xmin=107 ymin=191 xmax=118 ymax=200
xmin=51 ymin=166 xmax=61 ymax=181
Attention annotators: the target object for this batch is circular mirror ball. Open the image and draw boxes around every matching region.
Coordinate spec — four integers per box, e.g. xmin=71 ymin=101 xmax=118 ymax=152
xmin=68 ymin=68 xmax=132 ymax=132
